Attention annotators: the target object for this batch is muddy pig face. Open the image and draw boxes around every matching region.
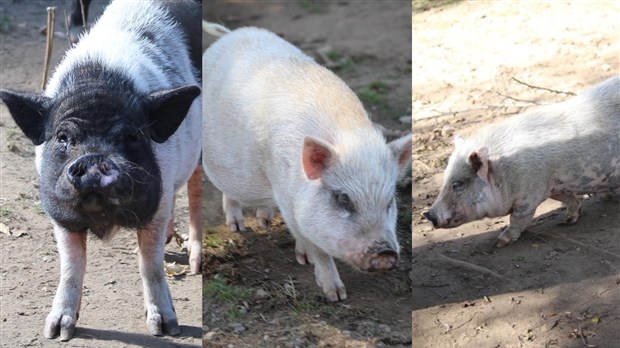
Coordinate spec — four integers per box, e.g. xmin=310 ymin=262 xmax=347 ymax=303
xmin=0 ymin=78 xmax=199 ymax=238
xmin=424 ymin=144 xmax=497 ymax=228
xmin=297 ymin=134 xmax=411 ymax=272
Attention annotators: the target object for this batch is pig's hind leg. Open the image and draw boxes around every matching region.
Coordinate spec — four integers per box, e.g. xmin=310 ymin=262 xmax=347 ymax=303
xmin=223 ymin=194 xmax=245 ymax=231
xmin=550 ymin=189 xmax=581 ymax=224
xmin=44 ymin=224 xmax=87 ymax=341
xmin=256 ymin=206 xmax=274 ymax=229
xmin=187 ymin=166 xmax=203 ymax=274
xmin=496 ymin=202 xmax=537 ymax=248
xmin=137 ymin=222 xmax=180 ymax=336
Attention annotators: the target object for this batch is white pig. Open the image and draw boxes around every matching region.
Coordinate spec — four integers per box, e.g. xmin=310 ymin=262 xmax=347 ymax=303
xmin=424 ymin=76 xmax=620 ymax=247
xmin=202 ymin=23 xmax=412 ymax=302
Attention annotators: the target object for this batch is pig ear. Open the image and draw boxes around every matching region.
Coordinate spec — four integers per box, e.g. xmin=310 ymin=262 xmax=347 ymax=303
xmin=302 ymin=136 xmax=337 ymax=180
xmin=468 ymin=147 xmax=489 ymax=180
xmin=146 ymin=85 xmax=200 ymax=143
xmin=0 ymin=89 xmax=50 ymax=145
xmin=388 ymin=134 xmax=412 ymax=174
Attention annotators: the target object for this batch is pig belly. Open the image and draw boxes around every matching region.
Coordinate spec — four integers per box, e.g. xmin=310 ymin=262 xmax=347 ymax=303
xmin=202 ymin=133 xmax=275 ymax=207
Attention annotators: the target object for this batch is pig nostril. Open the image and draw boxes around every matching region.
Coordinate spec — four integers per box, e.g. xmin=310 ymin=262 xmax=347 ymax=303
xmin=68 ymin=162 xmax=86 ymax=178
xmin=423 ymin=211 xmax=438 ymax=227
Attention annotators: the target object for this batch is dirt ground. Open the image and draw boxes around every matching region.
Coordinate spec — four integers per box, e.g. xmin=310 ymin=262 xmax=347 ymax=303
xmin=0 ymin=1 xmax=201 ymax=347
xmin=412 ymin=1 xmax=619 ymax=347
xmin=201 ymin=2 xmax=412 ymax=348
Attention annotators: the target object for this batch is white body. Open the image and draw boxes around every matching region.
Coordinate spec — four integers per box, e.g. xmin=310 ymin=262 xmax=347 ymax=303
xmin=202 ymin=26 xmax=411 ymax=301
xmin=428 ymin=76 xmax=620 ymax=247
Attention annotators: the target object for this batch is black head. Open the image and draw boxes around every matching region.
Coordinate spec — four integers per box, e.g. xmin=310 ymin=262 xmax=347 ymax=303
xmin=0 ymin=65 xmax=199 ymax=237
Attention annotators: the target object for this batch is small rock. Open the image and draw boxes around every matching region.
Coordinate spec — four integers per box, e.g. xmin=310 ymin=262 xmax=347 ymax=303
xmin=254 ymin=288 xmax=269 ymax=300
xmin=399 ymin=116 xmax=412 ymax=124
xmin=204 ymin=330 xmax=218 ymax=340
xmin=229 ymin=322 xmax=246 ymax=334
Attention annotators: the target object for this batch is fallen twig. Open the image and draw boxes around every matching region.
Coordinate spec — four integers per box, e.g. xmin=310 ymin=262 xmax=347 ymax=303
xmin=41 ymin=7 xmax=56 ymax=91
xmin=450 ymin=312 xmax=478 ymax=331
xmin=79 ymin=0 xmax=87 ymax=28
xmin=63 ymin=10 xmax=71 ymax=46
xmin=412 ymin=283 xmax=449 ymax=288
xmin=512 ymin=77 xmax=576 ymax=96
xmin=432 ymin=252 xmax=508 ymax=281
xmin=494 ymin=90 xmax=541 ymax=105
xmin=546 ymin=232 xmax=620 ymax=259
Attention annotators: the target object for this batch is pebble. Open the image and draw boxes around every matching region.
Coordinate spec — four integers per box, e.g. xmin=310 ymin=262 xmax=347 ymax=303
xmin=229 ymin=322 xmax=246 ymax=334
xmin=204 ymin=330 xmax=218 ymax=340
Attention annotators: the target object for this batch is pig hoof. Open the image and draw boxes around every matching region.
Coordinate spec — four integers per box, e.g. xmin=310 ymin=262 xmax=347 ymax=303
xmin=495 ymin=236 xmax=512 ymax=248
xmin=563 ymin=206 xmax=581 ymax=225
xmin=188 ymin=240 xmax=202 ymax=274
xmin=295 ymin=252 xmax=309 ymax=265
xmin=256 ymin=217 xmax=271 ymax=229
xmin=228 ymin=221 xmax=245 ymax=232
xmin=324 ymin=286 xmax=347 ymax=302
xmin=146 ymin=313 xmax=180 ymax=336
xmin=44 ymin=312 xmax=77 ymax=341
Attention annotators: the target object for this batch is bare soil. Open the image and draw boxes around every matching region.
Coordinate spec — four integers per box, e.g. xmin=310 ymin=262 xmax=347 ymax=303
xmin=201 ymin=2 xmax=412 ymax=348
xmin=0 ymin=1 xmax=201 ymax=347
xmin=412 ymin=1 xmax=619 ymax=347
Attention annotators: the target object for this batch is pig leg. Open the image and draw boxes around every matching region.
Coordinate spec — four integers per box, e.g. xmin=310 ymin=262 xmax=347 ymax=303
xmin=550 ymin=189 xmax=581 ymax=224
xmin=223 ymin=194 xmax=245 ymax=231
xmin=137 ymin=223 xmax=180 ymax=336
xmin=44 ymin=224 xmax=86 ymax=341
xmin=187 ymin=166 xmax=202 ymax=274
xmin=296 ymin=236 xmax=346 ymax=302
xmin=496 ymin=202 xmax=537 ymax=248
xmin=165 ymin=211 xmax=175 ymax=244
xmin=256 ymin=206 xmax=274 ymax=229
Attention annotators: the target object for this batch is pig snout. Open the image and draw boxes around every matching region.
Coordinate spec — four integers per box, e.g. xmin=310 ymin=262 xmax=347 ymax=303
xmin=67 ymin=154 xmax=120 ymax=192
xmin=365 ymin=246 xmax=399 ymax=272
xmin=423 ymin=211 xmax=438 ymax=228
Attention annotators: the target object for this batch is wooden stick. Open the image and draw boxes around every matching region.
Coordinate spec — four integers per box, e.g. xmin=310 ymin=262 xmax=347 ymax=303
xmin=512 ymin=77 xmax=576 ymax=96
xmin=432 ymin=252 xmax=508 ymax=281
xmin=79 ymin=0 xmax=87 ymax=28
xmin=63 ymin=10 xmax=71 ymax=46
xmin=41 ymin=7 xmax=56 ymax=91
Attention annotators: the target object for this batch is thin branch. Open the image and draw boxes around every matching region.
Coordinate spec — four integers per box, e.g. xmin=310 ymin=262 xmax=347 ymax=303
xmin=512 ymin=77 xmax=576 ymax=96
xmin=432 ymin=252 xmax=509 ymax=281
xmin=546 ymin=232 xmax=620 ymax=259
xmin=79 ymin=0 xmax=87 ymax=28
xmin=41 ymin=7 xmax=56 ymax=91
xmin=494 ymin=90 xmax=541 ymax=105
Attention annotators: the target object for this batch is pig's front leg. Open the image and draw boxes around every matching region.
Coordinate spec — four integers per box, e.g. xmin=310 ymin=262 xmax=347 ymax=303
xmin=137 ymin=223 xmax=180 ymax=336
xmin=44 ymin=224 xmax=87 ymax=341
xmin=222 ymin=194 xmax=245 ymax=231
xmin=296 ymin=236 xmax=347 ymax=302
xmin=496 ymin=202 xmax=537 ymax=248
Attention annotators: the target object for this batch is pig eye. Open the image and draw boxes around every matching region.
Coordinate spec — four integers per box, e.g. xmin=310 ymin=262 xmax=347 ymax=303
xmin=451 ymin=180 xmax=464 ymax=191
xmin=334 ymin=192 xmax=355 ymax=213
xmin=56 ymin=132 xmax=68 ymax=144
xmin=125 ymin=129 xmax=141 ymax=143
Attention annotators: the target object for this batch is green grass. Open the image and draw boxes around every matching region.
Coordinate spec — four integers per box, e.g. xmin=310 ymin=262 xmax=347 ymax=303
xmin=204 ymin=275 xmax=254 ymax=320
xmin=0 ymin=14 xmax=12 ymax=34
xmin=204 ymin=276 xmax=253 ymax=303
xmin=298 ymin=0 xmax=329 ymax=13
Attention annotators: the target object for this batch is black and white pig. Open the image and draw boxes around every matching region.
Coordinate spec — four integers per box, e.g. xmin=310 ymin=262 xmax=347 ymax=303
xmin=424 ymin=76 xmax=620 ymax=247
xmin=201 ymin=23 xmax=412 ymax=302
xmin=0 ymin=0 xmax=201 ymax=340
